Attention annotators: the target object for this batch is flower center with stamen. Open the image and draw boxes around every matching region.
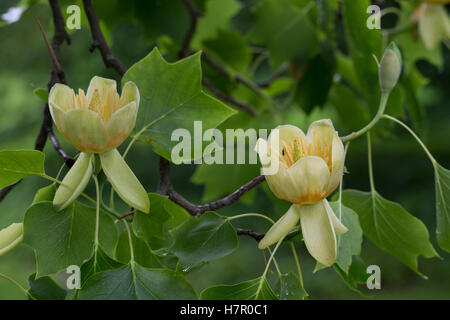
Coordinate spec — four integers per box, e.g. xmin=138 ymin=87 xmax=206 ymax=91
xmin=68 ymin=86 xmax=127 ymax=123
xmin=278 ymin=130 xmax=332 ymax=171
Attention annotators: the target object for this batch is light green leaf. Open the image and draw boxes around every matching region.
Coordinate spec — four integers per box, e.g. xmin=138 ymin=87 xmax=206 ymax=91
xmin=249 ymin=0 xmax=318 ymax=67
xmin=32 ymin=184 xmax=56 ymax=204
xmin=200 ymin=277 xmax=277 ymax=300
xmin=78 ymin=263 xmax=198 ymax=300
xmin=274 ymin=272 xmax=307 ymax=300
xmin=23 ymin=201 xmax=118 ymax=277
xmin=27 ymin=273 xmax=67 ymax=300
xmin=122 ymin=48 xmax=236 ymax=161
xmin=341 ymin=189 xmax=438 ymax=276
xmin=434 ymin=163 xmax=450 ymax=252
xmin=0 ymin=150 xmax=45 ymax=188
xmin=170 ymin=212 xmax=238 ymax=268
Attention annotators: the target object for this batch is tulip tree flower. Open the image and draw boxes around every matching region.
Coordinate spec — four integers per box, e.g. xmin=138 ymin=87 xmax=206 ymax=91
xmin=418 ymin=3 xmax=450 ymax=50
xmin=48 ymin=76 xmax=150 ymax=213
xmin=255 ymin=119 xmax=348 ymax=266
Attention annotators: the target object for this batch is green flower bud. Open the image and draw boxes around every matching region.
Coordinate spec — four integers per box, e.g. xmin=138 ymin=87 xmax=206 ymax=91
xmin=379 ymin=42 xmax=402 ymax=93
xmin=0 ymin=223 xmax=23 ymax=256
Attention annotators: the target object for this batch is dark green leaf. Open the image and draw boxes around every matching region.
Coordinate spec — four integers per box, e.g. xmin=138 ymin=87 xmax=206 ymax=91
xmin=27 ymin=273 xmax=67 ymax=300
xmin=79 ymin=263 xmax=198 ymax=300
xmin=200 ymin=277 xmax=277 ymax=300
xmin=274 ymin=272 xmax=307 ymax=300
xmin=170 ymin=212 xmax=238 ymax=268
xmin=434 ymin=163 xmax=450 ymax=252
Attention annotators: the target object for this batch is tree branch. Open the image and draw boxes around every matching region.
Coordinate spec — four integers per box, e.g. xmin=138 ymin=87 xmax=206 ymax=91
xmin=83 ymin=0 xmax=127 ymax=76
xmin=202 ymin=78 xmax=256 ymax=116
xmin=0 ymin=0 xmax=72 ymax=202
xmin=179 ymin=0 xmax=203 ymax=58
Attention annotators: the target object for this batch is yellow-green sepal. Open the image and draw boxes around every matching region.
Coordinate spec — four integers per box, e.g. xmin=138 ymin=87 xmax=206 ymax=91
xmin=100 ymin=148 xmax=150 ymax=213
xmin=0 ymin=223 xmax=23 ymax=256
xmin=53 ymin=152 xmax=93 ymax=211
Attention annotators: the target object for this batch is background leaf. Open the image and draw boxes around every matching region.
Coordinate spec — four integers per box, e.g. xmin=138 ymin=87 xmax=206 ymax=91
xmin=434 ymin=163 xmax=450 ymax=252
xmin=27 ymin=273 xmax=67 ymax=300
xmin=341 ymin=189 xmax=438 ymax=276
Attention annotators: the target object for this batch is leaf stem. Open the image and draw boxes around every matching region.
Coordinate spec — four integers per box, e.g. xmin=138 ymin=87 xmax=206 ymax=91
xmin=227 ymin=213 xmax=275 ymax=225
xmin=341 ymin=92 xmax=390 ymax=143
xmin=123 ymin=221 xmax=135 ymax=266
xmin=267 ymin=247 xmax=282 ymax=277
xmin=367 ymin=132 xmax=376 ymax=192
xmin=93 ymin=175 xmax=100 ymax=264
xmin=382 ymin=114 xmax=437 ymax=165
xmin=289 ymin=241 xmax=304 ymax=290
xmin=0 ymin=273 xmax=35 ymax=300
xmin=255 ymin=236 xmax=285 ymax=298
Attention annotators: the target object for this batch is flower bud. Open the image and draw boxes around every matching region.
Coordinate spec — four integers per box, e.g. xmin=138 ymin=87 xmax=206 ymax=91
xmin=379 ymin=42 xmax=402 ymax=93
xmin=0 ymin=223 xmax=23 ymax=256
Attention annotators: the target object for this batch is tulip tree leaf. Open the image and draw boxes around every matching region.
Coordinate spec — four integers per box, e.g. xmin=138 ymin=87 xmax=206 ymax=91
xmin=122 ymin=48 xmax=236 ymax=162
xmin=334 ymin=256 xmax=369 ymax=295
xmin=133 ymin=193 xmax=192 ymax=250
xmin=170 ymin=212 xmax=238 ymax=268
xmin=32 ymin=184 xmax=56 ymax=204
xmin=434 ymin=163 xmax=450 ymax=252
xmin=27 ymin=273 xmax=67 ymax=300
xmin=341 ymin=189 xmax=438 ymax=276
xmin=115 ymin=227 xmax=164 ymax=269
xmin=0 ymin=150 xmax=45 ymax=188
xmin=249 ymin=0 xmax=318 ymax=68
xmin=200 ymin=277 xmax=278 ymax=300
xmin=23 ymin=201 xmax=118 ymax=277
xmin=274 ymin=272 xmax=307 ymax=300
xmin=33 ymin=88 xmax=49 ymax=102
xmin=80 ymin=246 xmax=124 ymax=288
xmin=78 ymin=263 xmax=198 ymax=300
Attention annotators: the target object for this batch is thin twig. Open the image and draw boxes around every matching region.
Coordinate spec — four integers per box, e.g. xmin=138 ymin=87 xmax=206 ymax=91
xmin=202 ymin=78 xmax=256 ymax=116
xmin=179 ymin=0 xmax=203 ymax=58
xmin=236 ymin=228 xmax=265 ymax=241
xmin=0 ymin=0 xmax=72 ymax=202
xmin=83 ymin=0 xmax=127 ymax=76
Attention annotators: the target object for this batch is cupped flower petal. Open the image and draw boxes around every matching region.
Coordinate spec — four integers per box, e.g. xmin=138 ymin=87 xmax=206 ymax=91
xmin=0 ymin=223 xmax=23 ymax=256
xmin=298 ymin=199 xmax=337 ymax=266
xmin=326 ymin=133 xmax=345 ymax=195
xmin=100 ymin=148 xmax=150 ymax=213
xmin=86 ymin=76 xmax=117 ymax=103
xmin=53 ymin=152 xmax=93 ymax=211
xmin=265 ymin=156 xmax=330 ymax=204
xmin=105 ymin=102 xmax=138 ymax=151
xmin=57 ymin=108 xmax=109 ymax=153
xmin=258 ymin=204 xmax=301 ymax=249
